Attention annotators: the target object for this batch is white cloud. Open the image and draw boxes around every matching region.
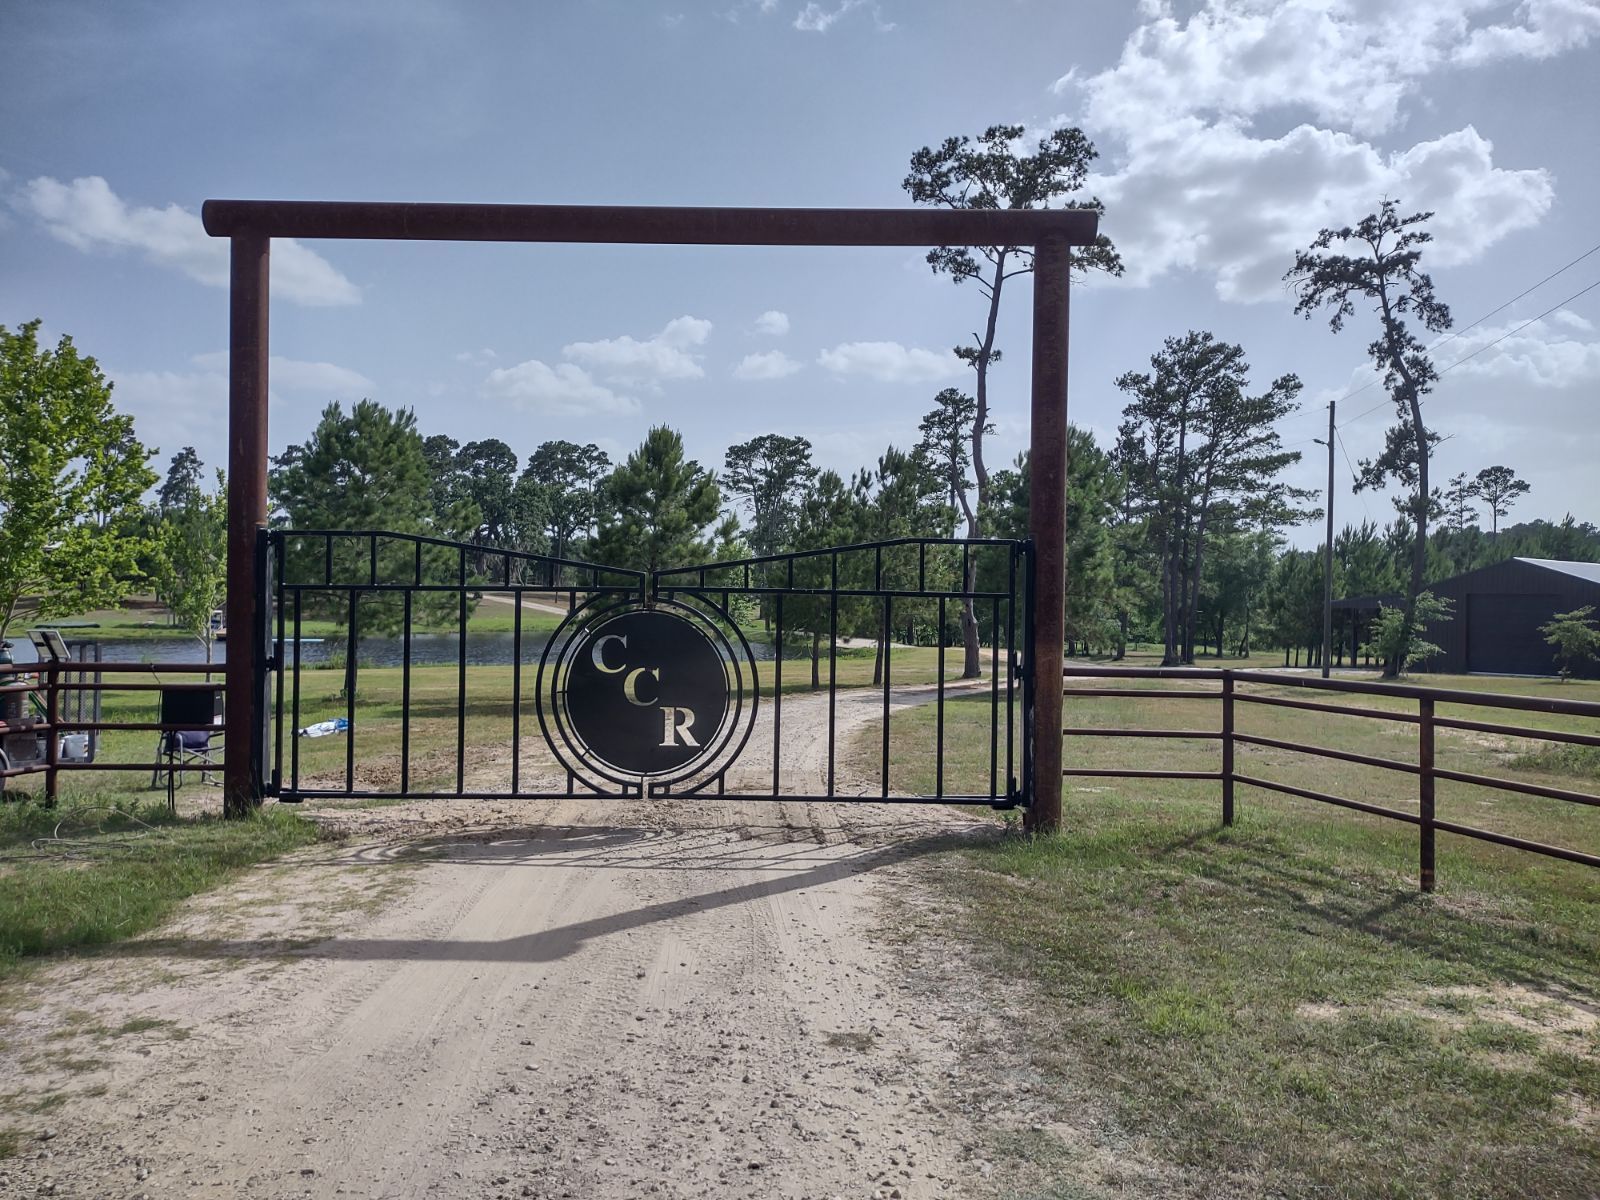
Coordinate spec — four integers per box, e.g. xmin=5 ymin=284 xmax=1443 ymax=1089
xmin=733 ymin=350 xmax=803 ymax=381
xmin=1095 ymin=121 xmax=1551 ymax=302
xmin=112 ymin=368 xmax=228 ymax=461
xmin=188 ymin=351 xmax=373 ymax=394
xmin=1070 ymin=0 xmax=1600 ymax=140
xmin=1455 ymin=0 xmax=1600 ymax=64
xmin=1437 ymin=310 xmax=1600 ymax=390
xmin=16 ymin=174 xmax=361 ymax=307
xmin=482 ymin=359 xmax=638 ymax=417
xmin=110 ymin=352 xmax=375 ymax=463
xmin=561 ymin=315 xmax=712 ymax=387
xmin=794 ymin=0 xmax=862 ymax=32
xmin=1067 ymin=0 xmax=1573 ymax=302
xmin=454 ymin=347 xmax=497 ymax=366
xmin=817 ymin=341 xmax=962 ymax=383
xmin=753 ymin=309 xmax=790 ymax=336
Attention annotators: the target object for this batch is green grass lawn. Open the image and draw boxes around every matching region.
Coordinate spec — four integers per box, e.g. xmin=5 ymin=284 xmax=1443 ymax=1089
xmin=0 ymin=637 xmax=980 ymax=800
xmin=0 ymin=798 xmax=319 ymax=984
xmin=868 ymin=673 xmax=1600 ymax=1199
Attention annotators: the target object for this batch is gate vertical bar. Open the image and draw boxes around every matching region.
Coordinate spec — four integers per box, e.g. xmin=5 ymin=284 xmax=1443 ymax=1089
xmin=773 ymin=594 xmax=784 ymax=794
xmin=224 ymin=233 xmax=270 ymax=817
xmin=936 ymin=596 xmax=946 ymax=798
xmin=511 ymin=591 xmax=523 ymax=795
xmin=1027 ymin=236 xmax=1071 ymax=833
xmin=400 ymin=591 xmax=412 ymax=795
xmin=881 ymin=595 xmax=892 ymax=798
xmin=345 ymin=590 xmax=357 ymax=793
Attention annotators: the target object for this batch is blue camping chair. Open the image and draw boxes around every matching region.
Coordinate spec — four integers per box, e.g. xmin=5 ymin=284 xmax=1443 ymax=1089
xmin=152 ymin=686 xmax=224 ymax=810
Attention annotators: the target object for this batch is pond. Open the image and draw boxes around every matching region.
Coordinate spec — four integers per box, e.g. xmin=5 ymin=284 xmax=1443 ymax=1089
xmin=10 ymin=629 xmax=777 ymax=669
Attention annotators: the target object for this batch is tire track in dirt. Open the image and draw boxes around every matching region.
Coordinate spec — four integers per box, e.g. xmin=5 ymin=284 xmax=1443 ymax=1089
xmin=0 ymin=691 xmax=1005 ymax=1200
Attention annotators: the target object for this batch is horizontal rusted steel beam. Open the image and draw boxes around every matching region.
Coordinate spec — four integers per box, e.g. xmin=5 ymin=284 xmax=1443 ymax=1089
xmin=200 ymin=201 xmax=1101 ymax=247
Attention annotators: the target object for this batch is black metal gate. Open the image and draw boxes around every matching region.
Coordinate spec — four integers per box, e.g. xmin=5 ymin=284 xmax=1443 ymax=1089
xmin=261 ymin=530 xmax=1031 ymax=808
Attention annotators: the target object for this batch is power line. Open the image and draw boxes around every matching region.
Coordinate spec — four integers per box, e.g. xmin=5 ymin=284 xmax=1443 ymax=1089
xmin=1334 ymin=429 xmax=1373 ymax=524
xmin=1343 ymin=273 xmax=1600 ymax=427
xmin=1431 ymin=240 xmax=1600 ymax=353
xmin=1285 ymin=240 xmax=1600 ymax=434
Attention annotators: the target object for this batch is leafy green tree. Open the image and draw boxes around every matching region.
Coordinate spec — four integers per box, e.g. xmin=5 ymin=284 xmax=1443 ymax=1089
xmin=722 ymin=434 xmax=816 ymax=561
xmin=789 ymin=469 xmax=860 ymax=689
xmin=154 ymin=466 xmax=226 ymax=662
xmin=270 ymin=400 xmax=451 ymax=634
xmin=422 ymin=434 xmax=462 ymax=527
xmin=455 ymin=438 xmax=520 ymax=548
xmin=593 ymin=426 xmax=722 ymax=575
xmin=1116 ymin=331 xmax=1309 ymax=665
xmin=854 ymin=447 xmax=949 ymax=684
xmin=0 ymin=320 xmax=156 ymax=640
xmin=1540 ymin=606 xmax=1598 ymax=680
xmin=522 ymin=440 xmax=612 ymax=564
xmin=904 ymin=124 xmax=1123 ymax=670
xmin=1363 ymin=592 xmax=1452 ymax=676
xmin=1199 ymin=523 xmax=1281 ymax=660
xmin=272 ymin=400 xmax=433 ymax=533
xmin=1286 ymin=201 xmax=1452 ymax=677
xmin=158 ymin=446 xmax=205 ymax=513
xmin=1473 ymin=465 xmax=1531 ymax=536
xmin=1265 ymin=549 xmax=1324 ymax=667
xmin=985 ymin=427 xmax=1119 ymax=656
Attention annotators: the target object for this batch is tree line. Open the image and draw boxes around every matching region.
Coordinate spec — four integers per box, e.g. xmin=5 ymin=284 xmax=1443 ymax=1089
xmin=5 ymin=121 xmax=1597 ymax=677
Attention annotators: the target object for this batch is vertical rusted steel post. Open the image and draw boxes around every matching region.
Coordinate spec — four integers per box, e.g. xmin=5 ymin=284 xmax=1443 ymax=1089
xmin=1027 ymin=236 xmax=1071 ymax=834
xmin=43 ymin=666 xmax=60 ymax=807
xmin=1221 ymin=673 xmax=1235 ymax=826
xmin=224 ymin=234 xmax=270 ymax=818
xmin=1418 ymin=695 xmax=1436 ymax=892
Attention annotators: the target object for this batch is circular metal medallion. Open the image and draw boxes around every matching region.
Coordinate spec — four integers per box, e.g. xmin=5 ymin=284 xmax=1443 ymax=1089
xmin=536 ymin=598 xmax=758 ymax=793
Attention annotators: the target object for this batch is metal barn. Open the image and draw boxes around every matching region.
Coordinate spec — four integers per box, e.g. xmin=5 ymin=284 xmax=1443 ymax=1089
xmin=1419 ymin=558 xmax=1600 ymax=677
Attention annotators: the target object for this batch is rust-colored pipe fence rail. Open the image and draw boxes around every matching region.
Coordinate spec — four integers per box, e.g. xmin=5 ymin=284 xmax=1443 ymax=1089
xmin=0 ymin=661 xmax=221 ymax=803
xmin=1063 ymin=665 xmax=1600 ymax=891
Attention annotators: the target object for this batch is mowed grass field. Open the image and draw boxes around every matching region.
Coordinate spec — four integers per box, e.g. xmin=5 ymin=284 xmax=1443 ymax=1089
xmin=4 ymin=640 xmax=978 ymax=800
xmin=868 ymin=670 xmax=1600 ymax=1199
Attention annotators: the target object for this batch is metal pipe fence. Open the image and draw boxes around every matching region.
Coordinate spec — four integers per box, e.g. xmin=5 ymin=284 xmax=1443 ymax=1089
xmin=0 ymin=660 xmax=222 ymax=802
xmin=1063 ymin=665 xmax=1600 ymax=890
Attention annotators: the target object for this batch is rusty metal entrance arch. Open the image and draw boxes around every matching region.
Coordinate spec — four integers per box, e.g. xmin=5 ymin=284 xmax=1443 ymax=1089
xmin=202 ymin=200 xmax=1097 ymax=830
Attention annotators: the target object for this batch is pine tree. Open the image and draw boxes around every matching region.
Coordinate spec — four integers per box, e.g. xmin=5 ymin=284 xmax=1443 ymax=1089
xmin=593 ymin=426 xmax=722 ymax=575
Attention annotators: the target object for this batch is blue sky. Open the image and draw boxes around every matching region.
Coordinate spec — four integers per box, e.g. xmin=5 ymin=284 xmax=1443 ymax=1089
xmin=3 ymin=0 xmax=1597 ymax=548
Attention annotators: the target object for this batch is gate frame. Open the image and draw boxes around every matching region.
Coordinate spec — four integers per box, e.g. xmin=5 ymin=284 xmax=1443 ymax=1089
xmin=202 ymin=200 xmax=1098 ymax=829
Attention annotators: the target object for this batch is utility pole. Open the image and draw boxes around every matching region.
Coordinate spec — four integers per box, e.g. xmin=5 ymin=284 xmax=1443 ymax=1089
xmin=1314 ymin=400 xmax=1336 ymax=679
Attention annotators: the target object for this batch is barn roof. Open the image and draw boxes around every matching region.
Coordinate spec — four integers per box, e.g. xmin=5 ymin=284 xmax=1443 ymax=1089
xmin=1515 ymin=558 xmax=1600 ymax=585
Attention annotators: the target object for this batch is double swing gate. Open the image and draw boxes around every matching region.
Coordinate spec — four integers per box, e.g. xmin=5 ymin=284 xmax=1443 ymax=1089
xmin=261 ymin=530 xmax=1033 ymax=809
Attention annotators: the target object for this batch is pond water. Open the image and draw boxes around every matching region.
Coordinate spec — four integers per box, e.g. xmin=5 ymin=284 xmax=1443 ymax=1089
xmin=11 ymin=629 xmax=776 ymax=668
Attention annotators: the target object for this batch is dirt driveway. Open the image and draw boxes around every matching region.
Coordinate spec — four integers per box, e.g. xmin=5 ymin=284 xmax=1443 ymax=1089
xmin=1 ymin=691 xmax=1020 ymax=1199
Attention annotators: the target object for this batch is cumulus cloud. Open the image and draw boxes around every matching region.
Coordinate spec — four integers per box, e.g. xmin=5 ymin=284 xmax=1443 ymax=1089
xmin=454 ymin=347 xmax=497 ymax=366
xmin=1094 ymin=121 xmax=1551 ymax=302
xmin=733 ymin=350 xmax=803 ymax=381
xmin=562 ymin=315 xmax=712 ymax=387
xmin=482 ymin=360 xmax=638 ymax=417
xmin=1436 ymin=309 xmax=1600 ymax=391
xmin=16 ymin=174 xmax=361 ymax=306
xmin=1063 ymin=0 xmax=1584 ymax=302
xmin=753 ymin=309 xmax=790 ymax=336
xmin=817 ymin=341 xmax=962 ymax=383
xmin=1455 ymin=0 xmax=1600 ymax=64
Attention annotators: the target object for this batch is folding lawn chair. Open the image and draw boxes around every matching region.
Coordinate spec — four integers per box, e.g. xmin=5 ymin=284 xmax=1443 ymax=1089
xmin=152 ymin=685 xmax=224 ymax=811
